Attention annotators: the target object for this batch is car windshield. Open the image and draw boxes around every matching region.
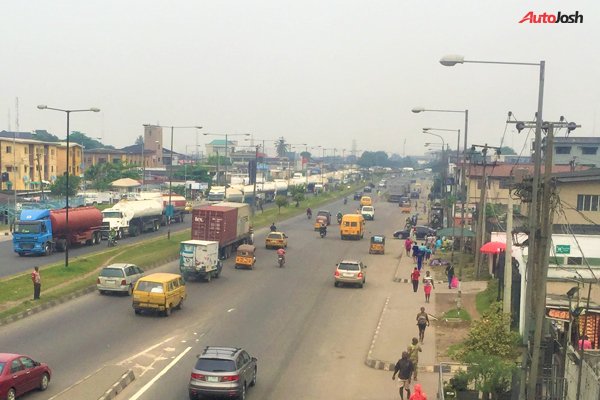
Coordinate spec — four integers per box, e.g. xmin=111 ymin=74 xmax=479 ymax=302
xmin=136 ymin=281 xmax=164 ymax=293
xmin=14 ymin=222 xmax=41 ymax=234
xmin=362 ymin=207 xmax=373 ymax=212
xmin=317 ymin=211 xmax=329 ymax=216
xmin=338 ymin=263 xmax=359 ymax=271
xmin=195 ymin=358 xmax=236 ymax=372
xmin=100 ymin=267 xmax=125 ymax=278
xmin=267 ymin=233 xmax=281 ymax=239
xmin=102 ymin=211 xmax=122 ymax=219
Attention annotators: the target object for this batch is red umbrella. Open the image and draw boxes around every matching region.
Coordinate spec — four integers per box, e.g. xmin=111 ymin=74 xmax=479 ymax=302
xmin=480 ymin=241 xmax=506 ymax=254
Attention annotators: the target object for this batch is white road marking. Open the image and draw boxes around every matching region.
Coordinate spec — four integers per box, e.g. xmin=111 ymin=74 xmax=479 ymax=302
xmin=117 ymin=336 xmax=175 ymax=365
xmin=129 ymin=346 xmax=192 ymax=400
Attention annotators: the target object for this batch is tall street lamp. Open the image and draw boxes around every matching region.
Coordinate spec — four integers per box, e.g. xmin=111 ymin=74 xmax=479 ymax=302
xmin=440 ymin=54 xmax=545 ymax=398
xmin=37 ymin=105 xmax=100 ymax=268
xmin=204 ymin=133 xmax=251 ymax=199
xmin=143 ymin=124 xmax=202 ymax=239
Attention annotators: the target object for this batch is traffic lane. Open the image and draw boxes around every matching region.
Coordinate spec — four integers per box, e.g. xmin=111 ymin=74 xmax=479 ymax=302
xmin=0 ymin=222 xmax=190 ymax=278
xmin=119 ymin=201 xmax=405 ymax=399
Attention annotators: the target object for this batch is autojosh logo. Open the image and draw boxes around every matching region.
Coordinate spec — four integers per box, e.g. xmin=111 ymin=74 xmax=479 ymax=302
xmin=519 ymin=11 xmax=583 ymax=23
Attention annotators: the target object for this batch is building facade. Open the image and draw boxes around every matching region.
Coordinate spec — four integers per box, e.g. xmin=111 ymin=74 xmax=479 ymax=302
xmin=551 ymin=136 xmax=600 ymax=168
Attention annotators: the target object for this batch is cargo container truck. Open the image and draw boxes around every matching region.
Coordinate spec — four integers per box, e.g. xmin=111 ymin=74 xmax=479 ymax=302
xmin=13 ymin=206 xmax=103 ymax=256
xmin=191 ymin=202 xmax=251 ymax=258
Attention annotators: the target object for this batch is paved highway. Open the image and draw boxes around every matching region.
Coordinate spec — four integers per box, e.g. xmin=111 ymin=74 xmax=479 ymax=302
xmin=2 ymin=178 xmax=421 ymax=399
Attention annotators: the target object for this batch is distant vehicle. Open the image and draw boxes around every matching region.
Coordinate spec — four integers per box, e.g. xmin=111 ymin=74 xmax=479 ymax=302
xmin=316 ymin=210 xmax=332 ymax=225
xmin=101 ymin=198 xmax=164 ymax=239
xmin=188 ymin=346 xmax=257 ymax=400
xmin=410 ymin=191 xmax=420 ymax=199
xmin=402 ymin=167 xmax=414 ymax=172
xmin=0 ymin=353 xmax=51 ymax=400
xmin=361 ymin=206 xmax=375 ymax=220
xmin=363 ymin=186 xmax=373 ymax=193
xmin=97 ymin=263 xmax=144 ymax=295
xmin=132 ymin=273 xmax=186 ymax=317
xmin=334 ymin=260 xmax=367 ymax=288
xmin=265 ymin=232 xmax=288 ymax=249
xmin=353 ymin=191 xmax=363 ymax=201
xmin=179 ymin=240 xmax=222 ymax=281
xmin=393 ymin=225 xmax=436 ymax=240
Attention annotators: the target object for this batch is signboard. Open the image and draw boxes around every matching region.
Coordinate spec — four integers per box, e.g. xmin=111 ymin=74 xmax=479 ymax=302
xmin=165 ymin=205 xmax=175 ymax=218
xmin=556 ymin=245 xmax=571 ymax=255
xmin=546 ymin=308 xmax=570 ymax=322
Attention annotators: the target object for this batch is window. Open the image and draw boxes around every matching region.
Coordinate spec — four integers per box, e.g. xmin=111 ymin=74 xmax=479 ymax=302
xmin=10 ymin=360 xmax=23 ymax=373
xmin=567 ymin=257 xmax=582 ymax=265
xmin=555 ymin=146 xmax=571 ymax=155
xmin=577 ymin=194 xmax=600 ymax=211
xmin=100 ymin=268 xmax=125 ymax=278
xmin=20 ymin=357 xmax=35 ymax=369
xmin=499 ymin=178 xmax=512 ymax=189
xmin=5 ymin=146 xmax=11 ymax=154
xmin=581 ymin=147 xmax=598 ymax=155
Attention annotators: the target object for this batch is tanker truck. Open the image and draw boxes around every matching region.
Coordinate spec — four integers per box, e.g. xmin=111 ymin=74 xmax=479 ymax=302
xmin=136 ymin=192 xmax=186 ymax=224
xmin=101 ymin=198 xmax=164 ymax=239
xmin=13 ymin=206 xmax=103 ymax=256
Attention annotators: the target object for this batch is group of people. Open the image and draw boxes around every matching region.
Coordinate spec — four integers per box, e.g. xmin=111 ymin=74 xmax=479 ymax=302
xmin=410 ymin=268 xmax=435 ymax=302
xmin=392 ymin=307 xmax=431 ymax=400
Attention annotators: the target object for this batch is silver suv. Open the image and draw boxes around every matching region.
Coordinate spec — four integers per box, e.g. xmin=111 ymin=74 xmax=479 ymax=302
xmin=334 ymin=260 xmax=367 ymax=288
xmin=189 ymin=346 xmax=257 ymax=400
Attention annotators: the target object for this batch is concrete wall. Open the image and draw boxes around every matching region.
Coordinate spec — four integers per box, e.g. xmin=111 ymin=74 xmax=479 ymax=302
xmin=565 ymin=348 xmax=600 ymax=400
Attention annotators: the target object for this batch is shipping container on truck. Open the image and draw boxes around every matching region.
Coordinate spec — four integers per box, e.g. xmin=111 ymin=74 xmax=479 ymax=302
xmin=191 ymin=202 xmax=251 ymax=259
xmin=13 ymin=206 xmax=103 ymax=256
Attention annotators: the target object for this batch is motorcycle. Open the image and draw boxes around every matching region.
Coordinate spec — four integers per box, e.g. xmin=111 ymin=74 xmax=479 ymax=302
xmin=107 ymin=236 xmax=117 ymax=247
xmin=319 ymin=227 xmax=327 ymax=238
xmin=337 ymin=214 xmax=343 ymax=224
xmin=343 ymin=197 xmax=348 ymax=205
xmin=278 ymin=255 xmax=285 ymax=268
xmin=307 ymin=211 xmax=312 ymax=219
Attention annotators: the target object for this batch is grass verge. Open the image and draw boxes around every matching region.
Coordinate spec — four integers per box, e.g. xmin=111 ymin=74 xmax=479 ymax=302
xmin=475 ymin=279 xmax=497 ymax=315
xmin=443 ymin=308 xmax=472 ymax=321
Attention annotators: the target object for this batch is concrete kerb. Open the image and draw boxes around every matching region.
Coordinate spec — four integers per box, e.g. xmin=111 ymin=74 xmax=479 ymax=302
xmin=0 ymin=255 xmax=178 ymax=327
xmin=99 ymin=369 xmax=136 ymax=400
xmin=365 ymin=296 xmax=395 ymax=371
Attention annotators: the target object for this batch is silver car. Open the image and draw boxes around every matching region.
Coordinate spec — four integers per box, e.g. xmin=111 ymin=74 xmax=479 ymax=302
xmin=189 ymin=346 xmax=257 ymax=400
xmin=97 ymin=263 xmax=144 ymax=295
xmin=334 ymin=260 xmax=367 ymax=288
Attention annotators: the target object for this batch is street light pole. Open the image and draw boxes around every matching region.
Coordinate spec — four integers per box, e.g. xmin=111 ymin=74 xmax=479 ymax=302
xmin=37 ymin=105 xmax=100 ymax=267
xmin=439 ymin=55 xmax=545 ymax=398
xmin=204 ymin=133 xmax=250 ymax=200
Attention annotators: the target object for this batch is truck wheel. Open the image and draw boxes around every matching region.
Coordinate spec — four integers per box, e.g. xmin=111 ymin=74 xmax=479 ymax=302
xmin=130 ymin=225 xmax=139 ymax=237
xmin=153 ymin=221 xmax=160 ymax=231
xmin=164 ymin=306 xmax=171 ymax=317
xmin=205 ymin=273 xmax=212 ymax=283
xmin=117 ymin=230 xmax=123 ymax=240
xmin=94 ymin=232 xmax=101 ymax=245
xmin=44 ymin=243 xmax=52 ymax=256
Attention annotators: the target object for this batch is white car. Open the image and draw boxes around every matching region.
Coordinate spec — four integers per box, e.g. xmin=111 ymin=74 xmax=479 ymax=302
xmin=97 ymin=263 xmax=144 ymax=295
xmin=361 ymin=206 xmax=375 ymax=220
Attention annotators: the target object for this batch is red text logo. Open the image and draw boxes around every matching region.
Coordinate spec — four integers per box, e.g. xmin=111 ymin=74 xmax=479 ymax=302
xmin=519 ymin=11 xmax=583 ymax=24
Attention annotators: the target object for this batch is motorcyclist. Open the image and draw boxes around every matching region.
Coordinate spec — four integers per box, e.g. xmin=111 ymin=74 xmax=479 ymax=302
xmin=270 ymin=222 xmax=277 ymax=232
xmin=319 ymin=222 xmax=327 ymax=237
xmin=343 ymin=197 xmax=348 ymax=205
xmin=306 ymin=207 xmax=312 ymax=219
xmin=336 ymin=212 xmax=343 ymax=223
xmin=108 ymin=228 xmax=118 ymax=246
xmin=277 ymin=247 xmax=286 ymax=264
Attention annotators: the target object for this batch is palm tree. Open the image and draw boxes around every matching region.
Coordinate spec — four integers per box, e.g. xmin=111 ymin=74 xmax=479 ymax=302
xmin=276 ymin=137 xmax=289 ymax=158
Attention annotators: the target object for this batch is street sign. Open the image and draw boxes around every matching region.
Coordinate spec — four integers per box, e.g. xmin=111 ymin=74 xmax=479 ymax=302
xmin=555 ymin=245 xmax=570 ymax=255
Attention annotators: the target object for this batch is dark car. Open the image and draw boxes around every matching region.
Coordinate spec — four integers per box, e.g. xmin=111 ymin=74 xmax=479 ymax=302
xmin=393 ymin=225 xmax=436 ymax=240
xmin=189 ymin=346 xmax=257 ymax=400
xmin=353 ymin=191 xmax=363 ymax=200
xmin=363 ymin=186 xmax=373 ymax=193
xmin=0 ymin=353 xmax=51 ymax=400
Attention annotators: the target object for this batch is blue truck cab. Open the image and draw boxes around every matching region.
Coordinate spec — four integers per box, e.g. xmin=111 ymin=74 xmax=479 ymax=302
xmin=13 ymin=209 xmax=53 ymax=256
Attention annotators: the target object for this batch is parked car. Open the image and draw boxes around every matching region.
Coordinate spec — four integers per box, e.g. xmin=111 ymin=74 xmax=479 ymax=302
xmin=188 ymin=346 xmax=257 ymax=400
xmin=0 ymin=353 xmax=51 ymax=400
xmin=393 ymin=225 xmax=436 ymax=240
xmin=265 ymin=232 xmax=288 ymax=249
xmin=334 ymin=260 xmax=367 ymax=288
xmin=97 ymin=263 xmax=145 ymax=295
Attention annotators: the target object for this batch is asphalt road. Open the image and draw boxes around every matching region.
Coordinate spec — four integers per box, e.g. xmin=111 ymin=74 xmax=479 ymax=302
xmin=2 ymin=177 xmax=425 ymax=400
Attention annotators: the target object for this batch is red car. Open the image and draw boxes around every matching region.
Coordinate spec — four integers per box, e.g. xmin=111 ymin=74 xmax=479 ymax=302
xmin=0 ymin=353 xmax=51 ymax=400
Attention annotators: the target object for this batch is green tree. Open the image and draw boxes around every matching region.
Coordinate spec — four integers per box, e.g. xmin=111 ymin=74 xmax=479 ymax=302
xmin=207 ymin=155 xmax=232 ymax=166
xmin=300 ymin=151 xmax=311 ymax=160
xmin=357 ymin=151 xmax=389 ymax=168
xmin=135 ymin=135 xmax=144 ymax=146
xmin=84 ymin=162 xmax=141 ymax=191
xmin=499 ymin=146 xmax=517 ymax=156
xmin=172 ymin=165 xmax=211 ymax=182
xmin=50 ymin=175 xmax=81 ymax=197
xmin=459 ymin=352 xmax=516 ymax=398
xmin=276 ymin=137 xmax=288 ymax=158
xmin=289 ymin=185 xmax=305 ymax=207
xmin=69 ymin=131 xmax=108 ymax=150
xmin=275 ymin=195 xmax=289 ymax=213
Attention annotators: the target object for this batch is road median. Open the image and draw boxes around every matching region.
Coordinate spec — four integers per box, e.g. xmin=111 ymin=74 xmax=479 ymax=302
xmin=49 ymin=366 xmax=135 ymax=400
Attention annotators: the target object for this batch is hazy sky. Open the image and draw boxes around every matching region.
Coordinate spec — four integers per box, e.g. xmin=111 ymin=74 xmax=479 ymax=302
xmin=1 ymin=1 xmax=599 ymax=157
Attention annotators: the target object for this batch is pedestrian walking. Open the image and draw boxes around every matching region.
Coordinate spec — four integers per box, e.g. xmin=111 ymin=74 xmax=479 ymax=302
xmin=416 ymin=248 xmax=425 ymax=271
xmin=410 ymin=268 xmax=420 ymax=293
xmin=404 ymin=238 xmax=412 ymax=257
xmin=409 ymin=383 xmax=427 ymax=400
xmin=412 ymin=243 xmax=420 ymax=262
xmin=416 ymin=307 xmax=430 ymax=344
xmin=424 ymin=246 xmax=432 ymax=261
xmin=407 ymin=337 xmax=422 ymax=381
xmin=31 ymin=266 xmax=41 ymax=300
xmin=423 ymin=271 xmax=434 ymax=303
xmin=392 ymin=351 xmax=414 ymax=400
xmin=445 ymin=264 xmax=455 ymax=289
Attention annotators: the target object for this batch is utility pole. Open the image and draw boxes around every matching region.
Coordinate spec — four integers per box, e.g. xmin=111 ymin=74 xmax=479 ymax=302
xmin=474 ymin=172 xmax=487 ymax=278
xmin=503 ymin=191 xmax=513 ymax=321
xmin=507 ymin=118 xmax=579 ymax=398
